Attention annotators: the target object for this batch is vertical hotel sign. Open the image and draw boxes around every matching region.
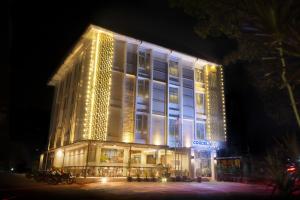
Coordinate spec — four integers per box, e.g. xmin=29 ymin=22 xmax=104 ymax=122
xmin=84 ymin=28 xmax=114 ymax=141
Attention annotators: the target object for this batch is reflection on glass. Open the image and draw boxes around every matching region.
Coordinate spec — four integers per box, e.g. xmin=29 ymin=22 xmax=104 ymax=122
xmin=100 ymin=148 xmax=124 ymax=163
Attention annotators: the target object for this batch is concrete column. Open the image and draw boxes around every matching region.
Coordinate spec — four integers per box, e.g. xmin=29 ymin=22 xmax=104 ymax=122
xmin=188 ymin=148 xmax=194 ymax=178
xmin=211 ymin=150 xmax=217 ymax=181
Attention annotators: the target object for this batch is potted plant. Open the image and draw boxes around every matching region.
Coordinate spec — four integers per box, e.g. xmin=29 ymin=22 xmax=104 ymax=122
xmin=197 ymin=176 xmax=202 ymax=183
xmin=136 ymin=169 xmax=141 ymax=182
xmin=127 ymin=176 xmax=133 ymax=182
xmin=150 ymin=170 xmax=156 ymax=182
xmin=144 ymin=171 xmax=149 ymax=182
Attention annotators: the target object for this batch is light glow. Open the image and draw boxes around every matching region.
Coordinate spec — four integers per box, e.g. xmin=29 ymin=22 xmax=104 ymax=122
xmin=100 ymin=177 xmax=108 ymax=183
xmin=161 ymin=177 xmax=167 ymax=182
xmin=83 ymin=29 xmax=114 ymax=140
xmin=219 ymin=66 xmax=227 ymax=141
xmin=56 ymin=149 xmax=64 ymax=157
xmin=205 ymin=65 xmax=212 ymax=140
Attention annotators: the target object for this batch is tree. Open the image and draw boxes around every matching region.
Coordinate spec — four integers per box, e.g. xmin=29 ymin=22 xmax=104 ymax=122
xmin=170 ymin=0 xmax=300 ymax=128
xmin=265 ymin=134 xmax=300 ymax=196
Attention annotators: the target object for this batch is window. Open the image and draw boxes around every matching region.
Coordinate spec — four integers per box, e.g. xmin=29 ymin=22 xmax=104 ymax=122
xmin=182 ymin=68 xmax=193 ymax=80
xmin=196 ymin=122 xmax=206 ymax=140
xmin=195 ymin=68 xmax=204 ymax=82
xmin=183 ymin=88 xmax=194 ymax=118
xmin=131 ymin=150 xmax=141 ymax=164
xmin=138 ymin=79 xmax=149 ymax=98
xmin=196 ymin=93 xmax=205 ymax=114
xmin=169 ymin=61 xmax=179 ymax=77
xmin=138 ymin=51 xmax=150 ymax=77
xmin=146 ymin=154 xmax=156 ymax=164
xmin=152 ymin=83 xmax=165 ymax=114
xmin=138 ymin=51 xmax=150 ymax=69
xmin=210 ymin=72 xmax=217 ymax=88
xmin=136 ymin=114 xmax=148 ymax=134
xmin=169 ymin=118 xmax=180 ymax=147
xmin=169 ymin=87 xmax=179 ymax=104
xmin=126 ymin=51 xmax=137 ymax=75
xmin=100 ymin=148 xmax=124 ymax=163
xmin=138 ymin=51 xmax=146 ymax=68
xmin=153 ymin=59 xmax=167 ymax=81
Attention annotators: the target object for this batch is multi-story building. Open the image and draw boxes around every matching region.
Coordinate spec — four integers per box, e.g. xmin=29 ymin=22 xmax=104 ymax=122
xmin=40 ymin=25 xmax=227 ymax=180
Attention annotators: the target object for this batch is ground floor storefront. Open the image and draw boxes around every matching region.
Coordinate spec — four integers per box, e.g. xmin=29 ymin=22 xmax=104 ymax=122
xmin=40 ymin=141 xmax=217 ymax=180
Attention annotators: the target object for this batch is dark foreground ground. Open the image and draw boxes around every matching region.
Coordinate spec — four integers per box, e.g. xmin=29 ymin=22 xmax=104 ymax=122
xmin=0 ymin=173 xmax=298 ymax=200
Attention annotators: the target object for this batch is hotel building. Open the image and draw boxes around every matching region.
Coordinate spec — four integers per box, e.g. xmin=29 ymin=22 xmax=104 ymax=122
xmin=40 ymin=25 xmax=227 ymax=180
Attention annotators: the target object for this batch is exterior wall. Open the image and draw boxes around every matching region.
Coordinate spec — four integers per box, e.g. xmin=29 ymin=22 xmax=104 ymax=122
xmin=45 ymin=25 xmax=227 ymax=179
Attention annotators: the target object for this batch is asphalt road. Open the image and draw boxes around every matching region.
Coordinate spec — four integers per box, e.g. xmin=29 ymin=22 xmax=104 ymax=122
xmin=0 ymin=173 xmax=294 ymax=200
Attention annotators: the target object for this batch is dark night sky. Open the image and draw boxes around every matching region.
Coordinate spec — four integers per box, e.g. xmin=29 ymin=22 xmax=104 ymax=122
xmin=8 ymin=0 xmax=299 ymax=162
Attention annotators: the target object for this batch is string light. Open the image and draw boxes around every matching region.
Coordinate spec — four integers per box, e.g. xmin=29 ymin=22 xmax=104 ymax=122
xmin=219 ymin=66 xmax=227 ymax=141
xmin=83 ymin=28 xmax=114 ymax=141
xmin=205 ymin=65 xmax=212 ymax=140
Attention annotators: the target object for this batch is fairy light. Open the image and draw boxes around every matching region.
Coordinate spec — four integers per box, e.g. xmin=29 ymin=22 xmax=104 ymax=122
xmin=205 ymin=65 xmax=212 ymax=140
xmin=82 ymin=28 xmax=114 ymax=141
xmin=83 ymin=31 xmax=97 ymax=139
xmin=219 ymin=66 xmax=227 ymax=141
xmin=90 ymin=31 xmax=114 ymax=140
xmin=88 ymin=32 xmax=100 ymax=139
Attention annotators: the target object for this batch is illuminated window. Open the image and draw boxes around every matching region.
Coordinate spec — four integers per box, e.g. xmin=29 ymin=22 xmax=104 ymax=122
xmin=136 ymin=114 xmax=148 ymax=135
xmin=146 ymin=154 xmax=156 ymax=164
xmin=100 ymin=148 xmax=124 ymax=163
xmin=138 ymin=51 xmax=150 ymax=69
xmin=131 ymin=150 xmax=141 ymax=164
xmin=138 ymin=51 xmax=150 ymax=78
xmin=196 ymin=93 xmax=205 ymax=114
xmin=195 ymin=68 xmax=204 ymax=82
xmin=210 ymin=72 xmax=217 ymax=88
xmin=138 ymin=79 xmax=149 ymax=98
xmin=169 ymin=87 xmax=179 ymax=104
xmin=196 ymin=122 xmax=206 ymax=140
xmin=169 ymin=118 xmax=180 ymax=147
xmin=169 ymin=60 xmax=179 ymax=77
xmin=139 ymin=51 xmax=146 ymax=68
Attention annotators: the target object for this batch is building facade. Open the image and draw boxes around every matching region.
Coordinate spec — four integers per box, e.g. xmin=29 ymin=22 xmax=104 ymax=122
xmin=40 ymin=25 xmax=227 ymax=180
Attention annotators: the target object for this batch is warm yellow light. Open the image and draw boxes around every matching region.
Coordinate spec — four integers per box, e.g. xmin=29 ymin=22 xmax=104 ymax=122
xmin=205 ymin=65 xmax=212 ymax=140
xmin=210 ymin=65 xmax=217 ymax=72
xmin=100 ymin=177 xmax=108 ymax=183
xmin=56 ymin=149 xmax=64 ymax=158
xmin=153 ymin=134 xmax=163 ymax=145
xmin=161 ymin=177 xmax=167 ymax=183
xmin=82 ymin=29 xmax=114 ymax=141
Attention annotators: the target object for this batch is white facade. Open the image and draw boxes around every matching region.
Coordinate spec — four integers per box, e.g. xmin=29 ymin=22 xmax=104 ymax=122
xmin=41 ymin=25 xmax=227 ymax=179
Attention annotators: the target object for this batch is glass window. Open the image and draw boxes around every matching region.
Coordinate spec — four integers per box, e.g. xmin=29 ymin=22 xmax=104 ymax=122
xmin=131 ymin=151 xmax=141 ymax=164
xmin=169 ymin=118 xmax=180 ymax=147
xmin=196 ymin=122 xmax=206 ymax=140
xmin=195 ymin=68 xmax=204 ymax=82
xmin=138 ymin=51 xmax=146 ymax=69
xmin=138 ymin=79 xmax=149 ymax=98
xmin=182 ymin=68 xmax=193 ymax=80
xmin=153 ymin=59 xmax=167 ymax=82
xmin=169 ymin=87 xmax=179 ymax=104
xmin=146 ymin=154 xmax=156 ymax=164
xmin=136 ymin=114 xmax=148 ymax=134
xmin=136 ymin=115 xmax=142 ymax=132
xmin=100 ymin=148 xmax=124 ymax=163
xmin=196 ymin=93 xmax=205 ymax=114
xmin=210 ymin=72 xmax=217 ymax=88
xmin=169 ymin=60 xmax=179 ymax=77
xmin=138 ymin=51 xmax=150 ymax=69
xmin=153 ymin=83 xmax=165 ymax=114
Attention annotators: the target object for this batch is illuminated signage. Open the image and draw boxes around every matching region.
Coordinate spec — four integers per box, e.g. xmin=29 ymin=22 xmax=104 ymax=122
xmin=192 ymin=140 xmax=219 ymax=149
xmin=193 ymin=140 xmax=210 ymax=146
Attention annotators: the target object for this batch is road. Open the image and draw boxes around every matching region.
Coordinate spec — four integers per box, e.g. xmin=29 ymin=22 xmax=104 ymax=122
xmin=0 ymin=173 xmax=294 ymax=200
